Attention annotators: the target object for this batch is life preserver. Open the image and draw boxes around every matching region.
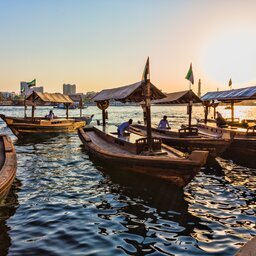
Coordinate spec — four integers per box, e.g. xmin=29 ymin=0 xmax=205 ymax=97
xmin=96 ymin=100 xmax=109 ymax=110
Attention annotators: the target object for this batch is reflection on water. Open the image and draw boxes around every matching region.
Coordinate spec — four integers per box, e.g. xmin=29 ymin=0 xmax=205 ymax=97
xmin=0 ymin=106 xmax=255 ymax=255
xmin=0 ymin=180 xmax=21 ymax=256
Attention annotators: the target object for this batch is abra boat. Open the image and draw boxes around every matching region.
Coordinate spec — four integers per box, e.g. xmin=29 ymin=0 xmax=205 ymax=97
xmin=0 ymin=135 xmax=17 ymax=202
xmin=79 ymin=125 xmax=208 ymax=188
xmin=199 ymin=86 xmax=256 ymax=167
xmin=131 ymin=123 xmax=231 ymax=164
xmin=78 ymin=59 xmax=208 ymax=187
xmin=134 ymin=90 xmax=232 ymax=164
xmin=0 ymin=91 xmax=85 ymax=138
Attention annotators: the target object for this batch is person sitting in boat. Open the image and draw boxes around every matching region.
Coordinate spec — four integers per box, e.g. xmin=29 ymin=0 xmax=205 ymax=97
xmin=45 ymin=110 xmax=55 ymax=120
xmin=216 ymin=111 xmax=227 ymax=127
xmin=158 ymin=115 xmax=170 ymax=129
xmin=117 ymin=119 xmax=133 ymax=136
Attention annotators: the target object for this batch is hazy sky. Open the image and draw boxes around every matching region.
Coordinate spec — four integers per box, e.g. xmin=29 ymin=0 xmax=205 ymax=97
xmin=1 ymin=0 xmax=256 ymax=94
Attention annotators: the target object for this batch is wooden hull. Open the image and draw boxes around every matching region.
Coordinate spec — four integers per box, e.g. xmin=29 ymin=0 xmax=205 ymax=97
xmin=132 ymin=124 xmax=231 ymax=163
xmin=0 ymin=115 xmax=85 ymax=138
xmin=0 ymin=135 xmax=17 ymax=203
xmin=78 ymin=126 xmax=208 ymax=188
xmin=197 ymin=122 xmax=256 ymax=168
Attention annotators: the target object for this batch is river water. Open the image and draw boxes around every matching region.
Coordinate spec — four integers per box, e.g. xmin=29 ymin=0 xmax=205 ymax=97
xmin=0 ymin=105 xmax=255 ymax=256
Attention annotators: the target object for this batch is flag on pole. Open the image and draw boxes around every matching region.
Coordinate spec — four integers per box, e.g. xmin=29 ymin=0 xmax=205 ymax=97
xmin=185 ymin=63 xmax=194 ymax=84
xmin=142 ymin=57 xmax=150 ymax=82
xmin=228 ymin=78 xmax=232 ymax=88
xmin=21 ymin=84 xmax=25 ymax=93
xmin=27 ymin=79 xmax=36 ymax=87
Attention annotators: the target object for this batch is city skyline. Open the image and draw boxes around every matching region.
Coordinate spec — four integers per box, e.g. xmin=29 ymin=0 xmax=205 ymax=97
xmin=1 ymin=0 xmax=256 ymax=94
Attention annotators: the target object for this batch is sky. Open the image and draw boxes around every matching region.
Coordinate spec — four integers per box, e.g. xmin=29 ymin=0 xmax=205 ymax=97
xmin=1 ymin=0 xmax=256 ymax=94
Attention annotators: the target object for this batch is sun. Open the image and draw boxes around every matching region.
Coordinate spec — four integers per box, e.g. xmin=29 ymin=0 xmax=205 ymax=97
xmin=200 ymin=26 xmax=256 ymax=87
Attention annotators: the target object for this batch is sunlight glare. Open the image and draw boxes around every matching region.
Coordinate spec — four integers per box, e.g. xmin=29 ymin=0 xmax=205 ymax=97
xmin=200 ymin=26 xmax=256 ymax=87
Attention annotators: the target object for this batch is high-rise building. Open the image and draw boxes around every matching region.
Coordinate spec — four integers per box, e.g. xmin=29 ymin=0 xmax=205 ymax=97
xmin=63 ymin=84 xmax=76 ymax=95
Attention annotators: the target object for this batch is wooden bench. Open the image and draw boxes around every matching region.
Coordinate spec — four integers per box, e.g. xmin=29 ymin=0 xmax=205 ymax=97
xmin=246 ymin=122 xmax=256 ymax=134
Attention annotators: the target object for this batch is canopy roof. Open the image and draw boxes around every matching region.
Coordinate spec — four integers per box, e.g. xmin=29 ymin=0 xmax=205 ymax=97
xmin=93 ymin=81 xmax=166 ymax=103
xmin=153 ymin=90 xmax=202 ymax=104
xmin=201 ymin=86 xmax=256 ymax=103
xmin=26 ymin=91 xmax=73 ymax=104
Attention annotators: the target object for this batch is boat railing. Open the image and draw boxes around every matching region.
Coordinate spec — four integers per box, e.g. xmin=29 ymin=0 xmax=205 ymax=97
xmin=178 ymin=126 xmax=199 ymax=138
xmin=136 ymin=137 xmax=162 ymax=154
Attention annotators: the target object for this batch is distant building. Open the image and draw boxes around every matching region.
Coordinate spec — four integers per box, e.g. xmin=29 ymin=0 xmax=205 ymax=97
xmin=0 ymin=91 xmax=16 ymax=100
xmin=63 ymin=84 xmax=76 ymax=95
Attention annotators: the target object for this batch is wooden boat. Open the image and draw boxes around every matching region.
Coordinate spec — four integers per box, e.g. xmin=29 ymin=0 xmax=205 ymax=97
xmin=197 ymin=121 xmax=256 ymax=167
xmin=78 ymin=125 xmax=208 ymax=188
xmin=148 ymin=90 xmax=232 ymax=163
xmin=79 ymin=59 xmax=209 ymax=187
xmin=131 ymin=123 xmax=231 ymax=164
xmin=0 ymin=135 xmax=17 ymax=202
xmin=0 ymin=91 xmax=85 ymax=138
xmin=199 ymin=86 xmax=256 ymax=167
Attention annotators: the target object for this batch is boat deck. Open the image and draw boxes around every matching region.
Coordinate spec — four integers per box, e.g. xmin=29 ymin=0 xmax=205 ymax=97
xmin=88 ymin=125 xmax=180 ymax=158
xmin=198 ymin=122 xmax=256 ymax=138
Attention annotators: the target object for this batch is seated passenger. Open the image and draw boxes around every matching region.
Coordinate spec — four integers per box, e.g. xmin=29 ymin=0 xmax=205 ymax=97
xmin=216 ymin=111 xmax=227 ymax=127
xmin=117 ymin=119 xmax=133 ymax=136
xmin=158 ymin=115 xmax=170 ymax=129
xmin=45 ymin=110 xmax=55 ymax=120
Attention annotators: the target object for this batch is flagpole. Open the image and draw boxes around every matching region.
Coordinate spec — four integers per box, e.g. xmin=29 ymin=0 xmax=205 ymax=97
xmin=145 ymin=64 xmax=152 ymax=152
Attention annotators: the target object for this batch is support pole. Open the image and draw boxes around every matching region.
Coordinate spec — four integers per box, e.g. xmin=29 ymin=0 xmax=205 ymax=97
xmin=231 ymin=101 xmax=234 ymax=123
xmin=102 ymin=109 xmax=106 ymax=127
xmin=66 ymin=104 xmax=69 ymax=119
xmin=204 ymin=106 xmax=208 ymax=124
xmin=79 ymin=96 xmax=83 ymax=117
xmin=145 ymin=80 xmax=152 ymax=151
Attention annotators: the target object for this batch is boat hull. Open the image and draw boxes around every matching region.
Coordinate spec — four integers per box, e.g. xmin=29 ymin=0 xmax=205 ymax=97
xmin=0 ymin=135 xmax=17 ymax=203
xmin=197 ymin=122 xmax=256 ymax=168
xmin=0 ymin=115 xmax=85 ymax=138
xmin=78 ymin=126 xmax=208 ymax=187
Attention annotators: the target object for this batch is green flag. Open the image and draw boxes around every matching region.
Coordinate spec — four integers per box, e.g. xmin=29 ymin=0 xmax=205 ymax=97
xmin=27 ymin=79 xmax=36 ymax=87
xmin=185 ymin=63 xmax=194 ymax=84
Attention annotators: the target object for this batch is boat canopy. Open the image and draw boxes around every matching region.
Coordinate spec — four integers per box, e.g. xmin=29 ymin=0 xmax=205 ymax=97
xmin=93 ymin=81 xmax=166 ymax=103
xmin=201 ymin=86 xmax=256 ymax=103
xmin=26 ymin=91 xmax=73 ymax=104
xmin=153 ymin=90 xmax=202 ymax=104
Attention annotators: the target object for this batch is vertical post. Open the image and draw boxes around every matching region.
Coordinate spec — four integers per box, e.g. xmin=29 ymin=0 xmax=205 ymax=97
xmin=24 ymin=99 xmax=27 ymax=118
xmin=141 ymin=104 xmax=147 ymax=125
xmin=31 ymin=92 xmax=36 ymax=122
xmin=145 ymin=80 xmax=152 ymax=151
xmin=79 ymin=96 xmax=83 ymax=117
xmin=204 ymin=106 xmax=208 ymax=124
xmin=66 ymin=104 xmax=69 ymax=119
xmin=188 ymin=101 xmax=192 ymax=130
xmin=231 ymin=101 xmax=234 ymax=123
xmin=102 ymin=109 xmax=106 ymax=127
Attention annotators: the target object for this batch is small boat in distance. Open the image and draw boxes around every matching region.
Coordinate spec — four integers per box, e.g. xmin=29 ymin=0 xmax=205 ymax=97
xmin=0 ymin=91 xmax=85 ymax=138
xmin=0 ymin=134 xmax=17 ymax=203
xmin=78 ymin=59 xmax=209 ymax=187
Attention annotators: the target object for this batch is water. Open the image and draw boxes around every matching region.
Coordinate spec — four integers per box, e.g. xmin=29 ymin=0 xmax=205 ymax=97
xmin=0 ymin=105 xmax=255 ymax=255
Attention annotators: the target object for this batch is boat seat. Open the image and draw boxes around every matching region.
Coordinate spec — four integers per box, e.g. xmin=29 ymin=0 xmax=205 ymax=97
xmin=246 ymin=122 xmax=256 ymax=134
xmin=136 ymin=137 xmax=162 ymax=154
xmin=179 ymin=127 xmax=198 ymax=137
